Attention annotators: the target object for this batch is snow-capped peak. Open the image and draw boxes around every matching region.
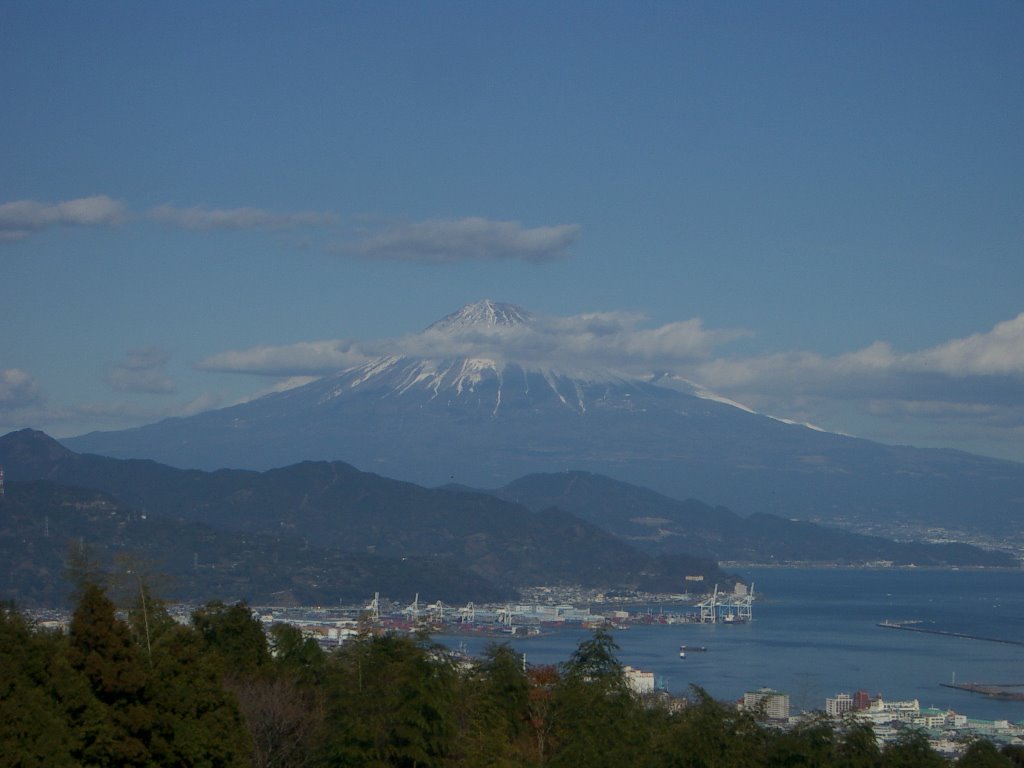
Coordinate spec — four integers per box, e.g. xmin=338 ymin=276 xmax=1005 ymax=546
xmin=425 ymin=299 xmax=534 ymax=333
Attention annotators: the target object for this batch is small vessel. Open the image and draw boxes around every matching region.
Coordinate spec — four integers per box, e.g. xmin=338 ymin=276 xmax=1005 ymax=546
xmin=680 ymin=644 xmax=707 ymax=653
xmin=679 ymin=647 xmax=686 ymax=659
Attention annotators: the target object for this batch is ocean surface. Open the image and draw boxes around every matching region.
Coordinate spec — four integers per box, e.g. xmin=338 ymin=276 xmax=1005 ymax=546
xmin=439 ymin=567 xmax=1024 ymax=721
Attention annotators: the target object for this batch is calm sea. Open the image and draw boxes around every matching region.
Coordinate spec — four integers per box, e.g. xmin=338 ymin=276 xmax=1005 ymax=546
xmin=439 ymin=567 xmax=1024 ymax=721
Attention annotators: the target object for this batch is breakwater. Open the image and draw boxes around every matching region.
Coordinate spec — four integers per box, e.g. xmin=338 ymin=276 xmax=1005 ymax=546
xmin=940 ymin=683 xmax=1024 ymax=701
xmin=878 ymin=620 xmax=1024 ymax=647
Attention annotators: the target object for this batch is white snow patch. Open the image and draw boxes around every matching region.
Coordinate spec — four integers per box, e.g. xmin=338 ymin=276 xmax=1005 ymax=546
xmin=771 ymin=416 xmax=828 ymax=432
xmin=542 ymin=370 xmax=568 ymax=406
xmin=349 ymin=356 xmax=400 ymax=388
xmin=573 ymin=381 xmax=586 ymax=414
xmin=395 ymin=362 xmax=439 ymax=395
xmin=692 ymin=388 xmax=758 ymax=414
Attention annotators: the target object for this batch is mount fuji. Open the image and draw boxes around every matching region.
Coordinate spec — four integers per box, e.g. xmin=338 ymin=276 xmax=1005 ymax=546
xmin=66 ymin=300 xmax=1024 ymax=534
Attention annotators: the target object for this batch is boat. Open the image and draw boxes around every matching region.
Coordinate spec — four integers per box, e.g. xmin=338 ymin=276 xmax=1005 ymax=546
xmin=680 ymin=644 xmax=707 ymax=653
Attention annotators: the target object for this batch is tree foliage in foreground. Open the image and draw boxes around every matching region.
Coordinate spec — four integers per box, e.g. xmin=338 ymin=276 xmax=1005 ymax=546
xmin=1 ymin=590 xmax=1014 ymax=768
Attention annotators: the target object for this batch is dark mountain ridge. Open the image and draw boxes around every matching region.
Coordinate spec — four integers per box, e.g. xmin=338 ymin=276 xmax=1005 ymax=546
xmin=0 ymin=429 xmax=731 ymax=604
xmin=487 ymin=471 xmax=1016 ymax=567
xmin=0 ymin=478 xmax=506 ymax=607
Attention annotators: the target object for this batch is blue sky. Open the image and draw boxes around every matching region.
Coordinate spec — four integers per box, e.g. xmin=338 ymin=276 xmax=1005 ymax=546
xmin=2 ymin=1 xmax=1023 ymax=461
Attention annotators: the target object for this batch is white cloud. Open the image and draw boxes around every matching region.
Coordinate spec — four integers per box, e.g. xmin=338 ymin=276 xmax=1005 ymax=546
xmin=149 ymin=204 xmax=336 ymax=231
xmin=105 ymin=347 xmax=176 ymax=394
xmin=0 ymin=369 xmax=45 ymax=409
xmin=676 ymin=314 xmax=1024 ymax=456
xmin=340 ymin=217 xmax=580 ymax=264
xmin=196 ymin=340 xmax=369 ymax=376
xmin=0 ymin=195 xmax=125 ymax=241
xmin=908 ymin=313 xmax=1024 ymax=376
xmin=694 ymin=314 xmax=1024 ymax=401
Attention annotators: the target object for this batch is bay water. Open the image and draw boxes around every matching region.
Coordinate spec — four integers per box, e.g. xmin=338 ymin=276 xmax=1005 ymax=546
xmin=439 ymin=567 xmax=1024 ymax=721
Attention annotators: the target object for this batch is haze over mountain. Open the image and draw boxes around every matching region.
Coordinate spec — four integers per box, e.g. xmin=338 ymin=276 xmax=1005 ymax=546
xmin=66 ymin=301 xmax=1024 ymax=536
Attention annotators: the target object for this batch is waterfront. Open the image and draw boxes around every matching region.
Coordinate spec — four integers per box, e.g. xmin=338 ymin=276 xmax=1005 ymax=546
xmin=439 ymin=567 xmax=1024 ymax=722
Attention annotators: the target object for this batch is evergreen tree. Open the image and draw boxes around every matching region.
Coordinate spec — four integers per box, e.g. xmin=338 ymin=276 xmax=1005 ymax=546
xmin=835 ymin=718 xmax=882 ymax=768
xmin=66 ymin=582 xmax=152 ymax=766
xmin=452 ymin=643 xmax=532 ymax=767
xmin=654 ymin=686 xmax=768 ymax=768
xmin=269 ymin=622 xmax=326 ymax=685
xmin=881 ymin=729 xmax=947 ymax=768
xmin=321 ymin=633 xmax=457 ymax=768
xmin=1001 ymin=745 xmax=1024 ymax=768
xmin=548 ymin=629 xmax=654 ymax=768
xmin=192 ymin=601 xmax=271 ymax=677
xmin=143 ymin=612 xmax=252 ymax=767
xmin=959 ymin=739 xmax=1012 ymax=768
xmin=0 ymin=605 xmax=78 ymax=767
xmin=766 ymin=713 xmax=837 ymax=768
xmin=475 ymin=643 xmax=530 ymax=740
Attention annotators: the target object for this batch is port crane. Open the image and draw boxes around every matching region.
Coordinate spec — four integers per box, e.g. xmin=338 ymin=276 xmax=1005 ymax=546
xmin=697 ymin=583 xmax=754 ymax=623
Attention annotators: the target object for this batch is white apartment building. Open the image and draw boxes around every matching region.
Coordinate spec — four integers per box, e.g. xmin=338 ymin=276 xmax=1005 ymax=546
xmin=743 ymin=687 xmax=791 ymax=720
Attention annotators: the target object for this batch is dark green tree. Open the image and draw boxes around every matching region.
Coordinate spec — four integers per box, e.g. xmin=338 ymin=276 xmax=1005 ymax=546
xmin=0 ymin=605 xmax=79 ymax=767
xmin=192 ymin=600 xmax=271 ymax=677
xmin=269 ymin=622 xmax=326 ymax=684
xmin=654 ymin=686 xmax=768 ymax=768
xmin=475 ymin=643 xmax=530 ymax=738
xmin=143 ymin=611 xmax=252 ymax=767
xmin=766 ymin=713 xmax=837 ymax=768
xmin=562 ymin=628 xmax=625 ymax=686
xmin=1001 ymin=744 xmax=1024 ymax=767
xmin=451 ymin=643 xmax=532 ymax=767
xmin=835 ymin=718 xmax=882 ymax=768
xmin=881 ymin=729 xmax=946 ymax=768
xmin=548 ymin=629 xmax=654 ymax=768
xmin=959 ymin=739 xmax=1012 ymax=768
xmin=321 ymin=633 xmax=457 ymax=768
xmin=66 ymin=582 xmax=152 ymax=765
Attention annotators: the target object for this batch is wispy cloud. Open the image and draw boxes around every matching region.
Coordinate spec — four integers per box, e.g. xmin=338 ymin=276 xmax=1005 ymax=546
xmin=105 ymin=347 xmax=176 ymax=394
xmin=340 ymin=217 xmax=581 ymax=264
xmin=149 ymin=204 xmax=336 ymax=231
xmin=400 ymin=311 xmax=748 ymax=372
xmin=196 ymin=340 xmax=369 ymax=376
xmin=694 ymin=312 xmax=1024 ymax=403
xmin=0 ymin=195 xmax=125 ymax=242
xmin=0 ymin=369 xmax=45 ymax=409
